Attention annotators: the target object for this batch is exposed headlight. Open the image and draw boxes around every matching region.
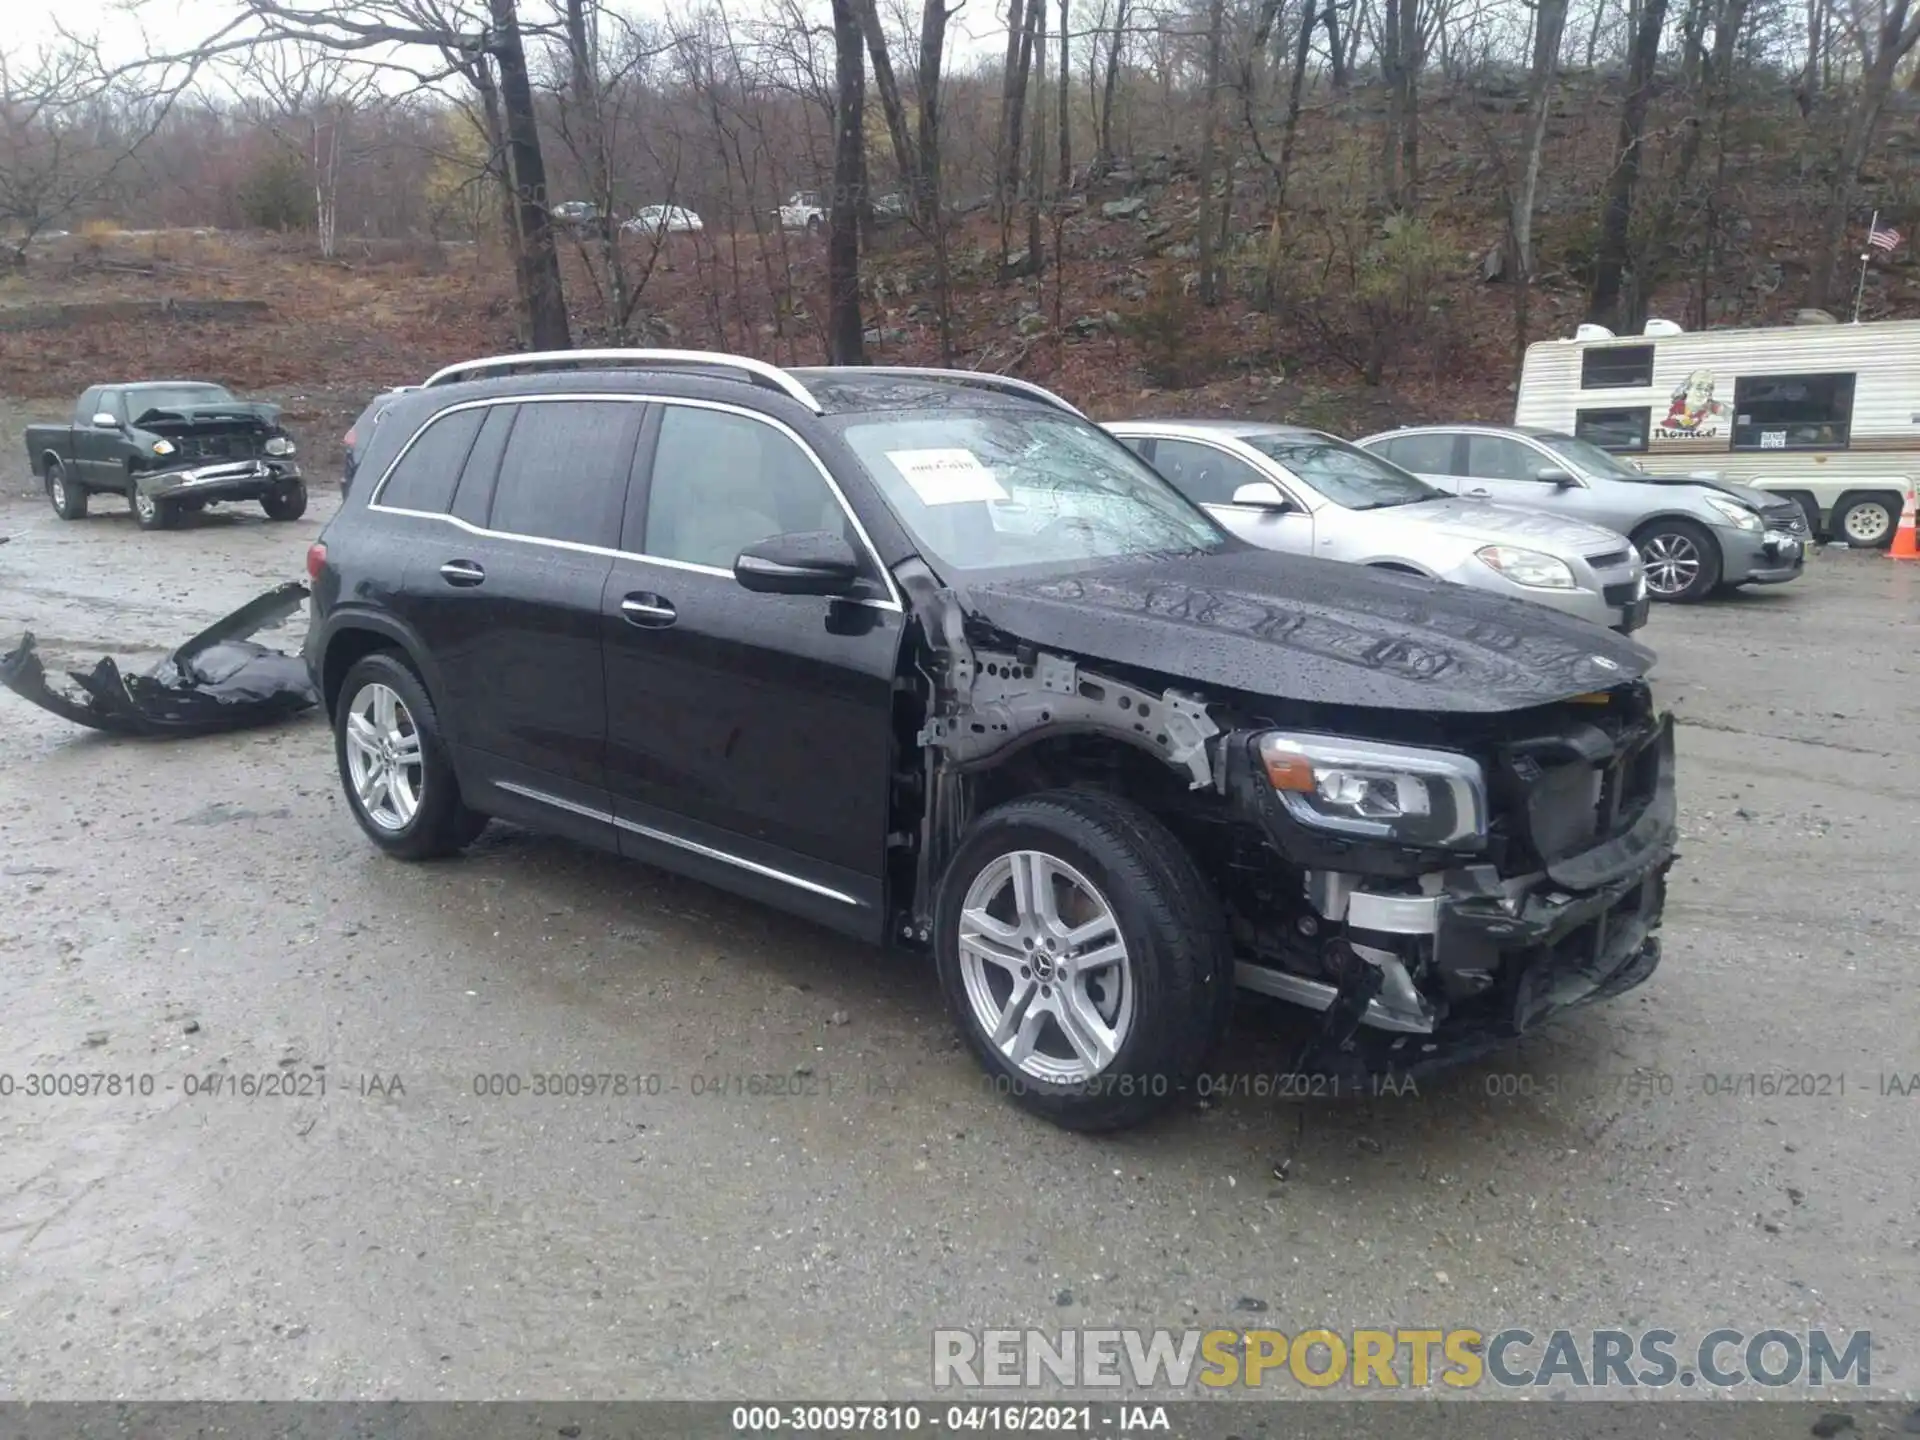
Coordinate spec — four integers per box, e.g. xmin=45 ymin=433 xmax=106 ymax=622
xmin=264 ymin=436 xmax=296 ymax=456
xmin=151 ymin=439 xmax=175 ymax=456
xmin=1703 ymin=494 xmax=1760 ymax=531
xmin=1257 ymin=732 xmax=1487 ymax=851
xmin=1475 ymin=544 xmax=1576 ymax=589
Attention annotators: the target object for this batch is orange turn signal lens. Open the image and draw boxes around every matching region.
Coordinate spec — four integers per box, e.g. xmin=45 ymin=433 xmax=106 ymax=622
xmin=1263 ymin=751 xmax=1317 ymax=792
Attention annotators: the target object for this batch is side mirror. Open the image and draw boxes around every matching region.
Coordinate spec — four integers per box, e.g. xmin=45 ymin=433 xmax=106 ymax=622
xmin=1231 ymin=481 xmax=1291 ymax=510
xmin=1535 ymin=468 xmax=1576 ymax=488
xmin=92 ymin=411 xmax=120 ymax=428
xmin=734 ymin=530 xmax=863 ymax=596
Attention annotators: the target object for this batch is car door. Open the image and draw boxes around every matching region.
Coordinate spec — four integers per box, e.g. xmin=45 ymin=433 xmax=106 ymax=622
xmin=1456 ymin=432 xmax=1596 ymax=522
xmin=601 ymin=400 xmax=906 ymax=939
xmin=80 ymin=388 xmax=128 ymax=489
xmin=378 ymin=397 xmax=641 ymax=844
xmin=1145 ymin=436 xmax=1315 ymax=555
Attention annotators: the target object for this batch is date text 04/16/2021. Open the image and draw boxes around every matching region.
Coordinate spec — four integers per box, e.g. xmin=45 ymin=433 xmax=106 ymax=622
xmin=730 ymin=1405 xmax=1170 ymax=1433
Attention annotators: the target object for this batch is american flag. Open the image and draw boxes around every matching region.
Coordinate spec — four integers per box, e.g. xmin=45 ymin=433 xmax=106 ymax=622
xmin=1868 ymin=221 xmax=1902 ymax=253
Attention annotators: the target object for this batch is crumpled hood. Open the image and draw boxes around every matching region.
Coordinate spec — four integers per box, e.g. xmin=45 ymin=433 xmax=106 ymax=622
xmin=135 ymin=402 xmax=281 ymax=435
xmin=1636 ymin=473 xmax=1789 ymax=513
xmin=960 ymin=549 xmax=1653 ymax=713
xmin=1397 ymin=497 xmax=1631 ymax=554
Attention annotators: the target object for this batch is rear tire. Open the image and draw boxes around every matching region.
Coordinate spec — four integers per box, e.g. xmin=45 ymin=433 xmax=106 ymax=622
xmin=934 ymin=788 xmax=1232 ymax=1132
xmin=1832 ymin=493 xmax=1896 ymax=549
xmin=334 ymin=652 xmax=488 ymax=861
xmin=1634 ymin=518 xmax=1721 ymax=603
xmin=262 ymin=479 xmax=308 ymax=522
xmin=130 ymin=486 xmax=176 ymax=531
xmin=45 ymin=460 xmax=87 ymax=520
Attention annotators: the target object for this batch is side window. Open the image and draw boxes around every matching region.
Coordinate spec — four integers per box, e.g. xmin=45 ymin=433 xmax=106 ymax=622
xmin=1464 ymin=434 xmax=1548 ymax=482
xmin=1731 ymin=373 xmax=1854 ymax=451
xmin=1580 ymin=344 xmax=1656 ymax=389
xmin=99 ymin=390 xmax=125 ymax=424
xmin=1575 ymin=407 xmax=1651 ymax=453
xmin=1148 ymin=438 xmax=1273 ymax=506
xmin=487 ymin=399 xmax=641 ymax=546
xmin=643 ymin=406 xmax=853 ymax=571
xmin=377 ymin=407 xmax=484 ymax=514
xmin=452 ymin=404 xmax=516 ymax=527
xmin=1376 ymin=433 xmax=1456 ymax=475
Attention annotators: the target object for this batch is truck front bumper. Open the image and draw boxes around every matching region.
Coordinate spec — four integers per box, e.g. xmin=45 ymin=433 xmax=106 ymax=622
xmin=141 ymin=459 xmax=301 ymax=503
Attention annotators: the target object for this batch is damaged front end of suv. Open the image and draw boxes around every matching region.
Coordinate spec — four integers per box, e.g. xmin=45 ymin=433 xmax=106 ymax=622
xmin=897 ymin=555 xmax=1677 ymax=1081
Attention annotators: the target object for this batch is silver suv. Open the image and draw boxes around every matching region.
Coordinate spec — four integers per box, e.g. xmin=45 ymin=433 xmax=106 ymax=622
xmin=1359 ymin=425 xmax=1810 ymax=603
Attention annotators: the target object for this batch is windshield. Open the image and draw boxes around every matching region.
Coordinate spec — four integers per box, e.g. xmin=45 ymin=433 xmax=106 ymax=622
xmin=1239 ymin=431 xmax=1439 ymax=510
xmin=841 ymin=412 xmax=1229 ymax=575
xmin=128 ymin=384 xmax=237 ymax=418
xmin=1538 ymin=433 xmax=1645 ymax=479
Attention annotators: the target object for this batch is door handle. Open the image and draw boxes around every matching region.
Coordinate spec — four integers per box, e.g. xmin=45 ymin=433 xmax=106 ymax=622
xmin=620 ymin=592 xmax=677 ymax=627
xmin=439 ymin=560 xmax=486 ymax=586
xmin=1464 ymin=488 xmax=1491 ymax=498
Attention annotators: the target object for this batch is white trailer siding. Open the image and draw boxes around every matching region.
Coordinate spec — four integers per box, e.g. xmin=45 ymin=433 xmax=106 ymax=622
xmin=1515 ymin=320 xmax=1919 ymax=535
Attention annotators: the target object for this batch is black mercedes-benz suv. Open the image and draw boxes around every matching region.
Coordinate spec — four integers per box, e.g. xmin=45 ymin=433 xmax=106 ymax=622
xmin=303 ymin=349 xmax=1678 ymax=1131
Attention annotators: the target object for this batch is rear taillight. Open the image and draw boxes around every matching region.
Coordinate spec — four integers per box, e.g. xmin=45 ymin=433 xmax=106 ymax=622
xmin=306 ymin=542 xmax=327 ymax=581
xmin=342 ymin=425 xmax=357 ymax=449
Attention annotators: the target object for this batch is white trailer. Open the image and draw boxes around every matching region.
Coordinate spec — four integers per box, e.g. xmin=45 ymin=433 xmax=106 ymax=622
xmin=1514 ymin=317 xmax=1920 ymax=547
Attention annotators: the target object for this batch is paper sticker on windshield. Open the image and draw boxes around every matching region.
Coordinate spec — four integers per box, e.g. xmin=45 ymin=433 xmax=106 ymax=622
xmin=887 ymin=448 xmax=1008 ymax=505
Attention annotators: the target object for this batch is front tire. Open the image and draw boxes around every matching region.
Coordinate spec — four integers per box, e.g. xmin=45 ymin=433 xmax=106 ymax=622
xmin=45 ymin=460 xmax=87 ymax=519
xmin=334 ymin=652 xmax=488 ymax=860
xmin=262 ymin=479 xmax=308 ymax=522
xmin=1634 ymin=518 xmax=1721 ymax=603
xmin=935 ymin=789 xmax=1232 ymax=1132
xmin=130 ymin=486 xmax=176 ymax=531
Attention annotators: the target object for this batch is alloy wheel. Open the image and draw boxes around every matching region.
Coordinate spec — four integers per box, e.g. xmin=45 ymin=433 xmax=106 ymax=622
xmin=955 ymin=850 xmax=1135 ymax=1083
xmin=133 ymin=489 xmax=156 ymax=523
xmin=343 ymin=682 xmax=425 ymax=831
xmin=1842 ymin=501 xmax=1892 ymax=546
xmin=1641 ymin=532 xmax=1701 ymax=598
xmin=49 ymin=475 xmax=66 ymax=509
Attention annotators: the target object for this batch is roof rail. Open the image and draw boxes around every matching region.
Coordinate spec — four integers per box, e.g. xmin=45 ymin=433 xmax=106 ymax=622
xmin=422 ymin=348 xmax=823 ymax=412
xmin=843 ymin=366 xmax=1086 ymax=418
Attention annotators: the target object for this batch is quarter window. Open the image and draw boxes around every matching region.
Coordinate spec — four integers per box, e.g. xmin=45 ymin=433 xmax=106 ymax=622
xmin=379 ymin=407 xmax=485 ymax=514
xmin=487 ymin=399 xmax=640 ymax=547
xmin=1580 ymin=345 xmax=1656 ymax=389
xmin=1574 ymin=407 xmax=1652 ymax=453
xmin=1147 ymin=438 xmax=1273 ymax=506
xmin=1731 ymin=373 xmax=1854 ymax=451
xmin=643 ymin=406 xmax=853 ymax=571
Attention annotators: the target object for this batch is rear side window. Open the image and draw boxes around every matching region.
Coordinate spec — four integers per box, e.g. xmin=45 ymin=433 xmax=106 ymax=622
xmin=1373 ymin=433 xmax=1456 ymax=475
xmin=1575 ymin=407 xmax=1651 ymax=452
xmin=487 ymin=399 xmax=641 ymax=546
xmin=378 ymin=408 xmax=485 ymax=514
xmin=1731 ymin=373 xmax=1854 ymax=450
xmin=1580 ymin=345 xmax=1656 ymax=389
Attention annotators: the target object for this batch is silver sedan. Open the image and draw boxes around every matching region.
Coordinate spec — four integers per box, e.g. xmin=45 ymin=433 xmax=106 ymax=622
xmin=1107 ymin=420 xmax=1650 ymax=634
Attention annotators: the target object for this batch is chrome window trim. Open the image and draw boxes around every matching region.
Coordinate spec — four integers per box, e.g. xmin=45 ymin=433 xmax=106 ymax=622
xmin=493 ymin=780 xmax=863 ymax=907
xmin=366 ymin=392 xmax=903 ymax=613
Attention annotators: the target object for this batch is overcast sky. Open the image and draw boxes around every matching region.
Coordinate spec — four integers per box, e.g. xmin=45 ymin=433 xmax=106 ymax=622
xmin=9 ymin=0 xmax=1006 ymax=79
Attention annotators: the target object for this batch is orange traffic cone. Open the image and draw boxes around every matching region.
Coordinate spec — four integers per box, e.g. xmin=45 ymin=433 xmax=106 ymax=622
xmin=1890 ymin=492 xmax=1920 ymax=561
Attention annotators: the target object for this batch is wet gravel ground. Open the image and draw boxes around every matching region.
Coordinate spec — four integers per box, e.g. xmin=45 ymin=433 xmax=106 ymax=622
xmin=1 ymin=471 xmax=1917 ymax=1403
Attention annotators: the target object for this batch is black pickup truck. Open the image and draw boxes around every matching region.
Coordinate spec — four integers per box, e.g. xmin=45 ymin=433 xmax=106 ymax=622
xmin=24 ymin=381 xmax=306 ymax=531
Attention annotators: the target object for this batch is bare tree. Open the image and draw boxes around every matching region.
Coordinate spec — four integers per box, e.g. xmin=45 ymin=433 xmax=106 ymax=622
xmin=827 ymin=0 xmax=868 ymax=361
xmin=240 ymin=41 xmax=384 ymax=257
xmin=1506 ymin=0 xmax=1568 ymax=365
xmin=1196 ymin=0 xmax=1226 ymax=302
xmin=1587 ymin=0 xmax=1673 ymax=329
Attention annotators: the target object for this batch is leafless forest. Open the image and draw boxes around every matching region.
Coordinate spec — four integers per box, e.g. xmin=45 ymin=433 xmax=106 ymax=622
xmin=1 ymin=0 xmax=1916 ymax=415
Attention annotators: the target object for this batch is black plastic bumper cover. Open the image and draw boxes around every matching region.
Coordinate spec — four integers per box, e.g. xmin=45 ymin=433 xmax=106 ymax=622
xmin=0 ymin=581 xmax=318 ymax=736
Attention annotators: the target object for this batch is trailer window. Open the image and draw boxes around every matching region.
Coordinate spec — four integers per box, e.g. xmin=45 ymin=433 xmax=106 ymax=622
xmin=1580 ymin=345 xmax=1655 ymax=389
xmin=1731 ymin=373 xmax=1854 ymax=451
xmin=1575 ymin=407 xmax=1652 ymax=452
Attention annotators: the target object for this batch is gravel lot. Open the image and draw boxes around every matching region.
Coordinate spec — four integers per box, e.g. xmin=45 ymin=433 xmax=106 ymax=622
xmin=1 ymin=458 xmax=1917 ymax=1404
